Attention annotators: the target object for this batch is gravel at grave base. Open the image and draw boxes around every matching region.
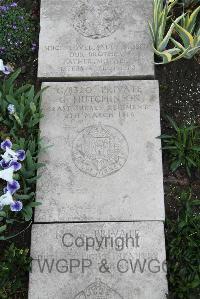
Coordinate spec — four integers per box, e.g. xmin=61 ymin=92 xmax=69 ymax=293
xmin=156 ymin=58 xmax=200 ymax=127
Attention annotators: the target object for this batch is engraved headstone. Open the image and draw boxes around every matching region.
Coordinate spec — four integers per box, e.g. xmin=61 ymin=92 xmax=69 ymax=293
xmin=29 ymin=222 xmax=168 ymax=299
xmin=35 ymin=81 xmax=164 ymax=222
xmin=38 ymin=0 xmax=154 ymax=79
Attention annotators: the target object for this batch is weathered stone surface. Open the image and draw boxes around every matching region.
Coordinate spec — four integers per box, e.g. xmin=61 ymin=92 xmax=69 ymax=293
xmin=38 ymin=0 xmax=154 ymax=79
xmin=35 ymin=80 xmax=164 ymax=222
xmin=29 ymin=222 xmax=168 ymax=299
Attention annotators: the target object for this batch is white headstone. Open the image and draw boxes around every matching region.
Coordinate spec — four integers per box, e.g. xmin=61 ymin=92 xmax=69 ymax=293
xmin=29 ymin=222 xmax=168 ymax=299
xmin=35 ymin=80 xmax=164 ymax=222
xmin=38 ymin=0 xmax=154 ymax=79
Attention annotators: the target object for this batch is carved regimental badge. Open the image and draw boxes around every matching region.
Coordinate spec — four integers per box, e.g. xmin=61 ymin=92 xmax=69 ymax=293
xmin=72 ymin=0 xmax=121 ymax=39
xmin=72 ymin=124 xmax=129 ymax=178
xmin=74 ymin=279 xmax=124 ymax=299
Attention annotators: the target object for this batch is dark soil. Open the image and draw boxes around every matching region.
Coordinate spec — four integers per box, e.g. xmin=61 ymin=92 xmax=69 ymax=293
xmin=157 ymin=58 xmax=200 ymax=126
xmin=156 ymin=57 xmax=200 ymax=219
xmin=0 ymin=222 xmax=32 ymax=252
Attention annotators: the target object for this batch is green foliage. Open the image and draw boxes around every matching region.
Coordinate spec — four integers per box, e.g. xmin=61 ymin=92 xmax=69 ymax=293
xmin=0 ymin=0 xmax=35 ymax=63
xmin=149 ymin=0 xmax=178 ymax=50
xmin=149 ymin=0 xmax=190 ymax=63
xmin=158 ymin=116 xmax=200 ymax=176
xmin=171 ymin=6 xmax=200 ymax=59
xmin=149 ymin=0 xmax=200 ymax=63
xmin=166 ymin=190 xmax=200 ymax=298
xmin=0 ymin=70 xmax=45 ymax=239
xmin=180 ymin=4 xmax=200 ymax=32
xmin=0 ymin=69 xmax=44 ymax=133
xmin=179 ymin=0 xmax=200 ymax=7
xmin=0 ymin=243 xmax=31 ymax=299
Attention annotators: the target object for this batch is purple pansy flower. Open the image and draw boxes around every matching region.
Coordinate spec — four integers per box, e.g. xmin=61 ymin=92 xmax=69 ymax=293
xmin=0 ymin=159 xmax=10 ymax=169
xmin=10 ymin=201 xmax=23 ymax=212
xmin=9 ymin=160 xmax=22 ymax=171
xmin=0 ymin=159 xmax=21 ymax=171
xmin=0 ymin=138 xmax=26 ymax=212
xmin=16 ymin=150 xmax=26 ymax=161
xmin=1 ymin=139 xmax=12 ymax=150
xmin=7 ymin=180 xmax=20 ymax=194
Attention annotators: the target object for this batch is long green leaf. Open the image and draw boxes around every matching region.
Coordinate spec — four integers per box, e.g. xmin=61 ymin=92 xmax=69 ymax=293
xmin=158 ymin=14 xmax=185 ymax=51
xmin=174 ymin=22 xmax=194 ymax=47
xmin=186 ymin=5 xmax=200 ymax=33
